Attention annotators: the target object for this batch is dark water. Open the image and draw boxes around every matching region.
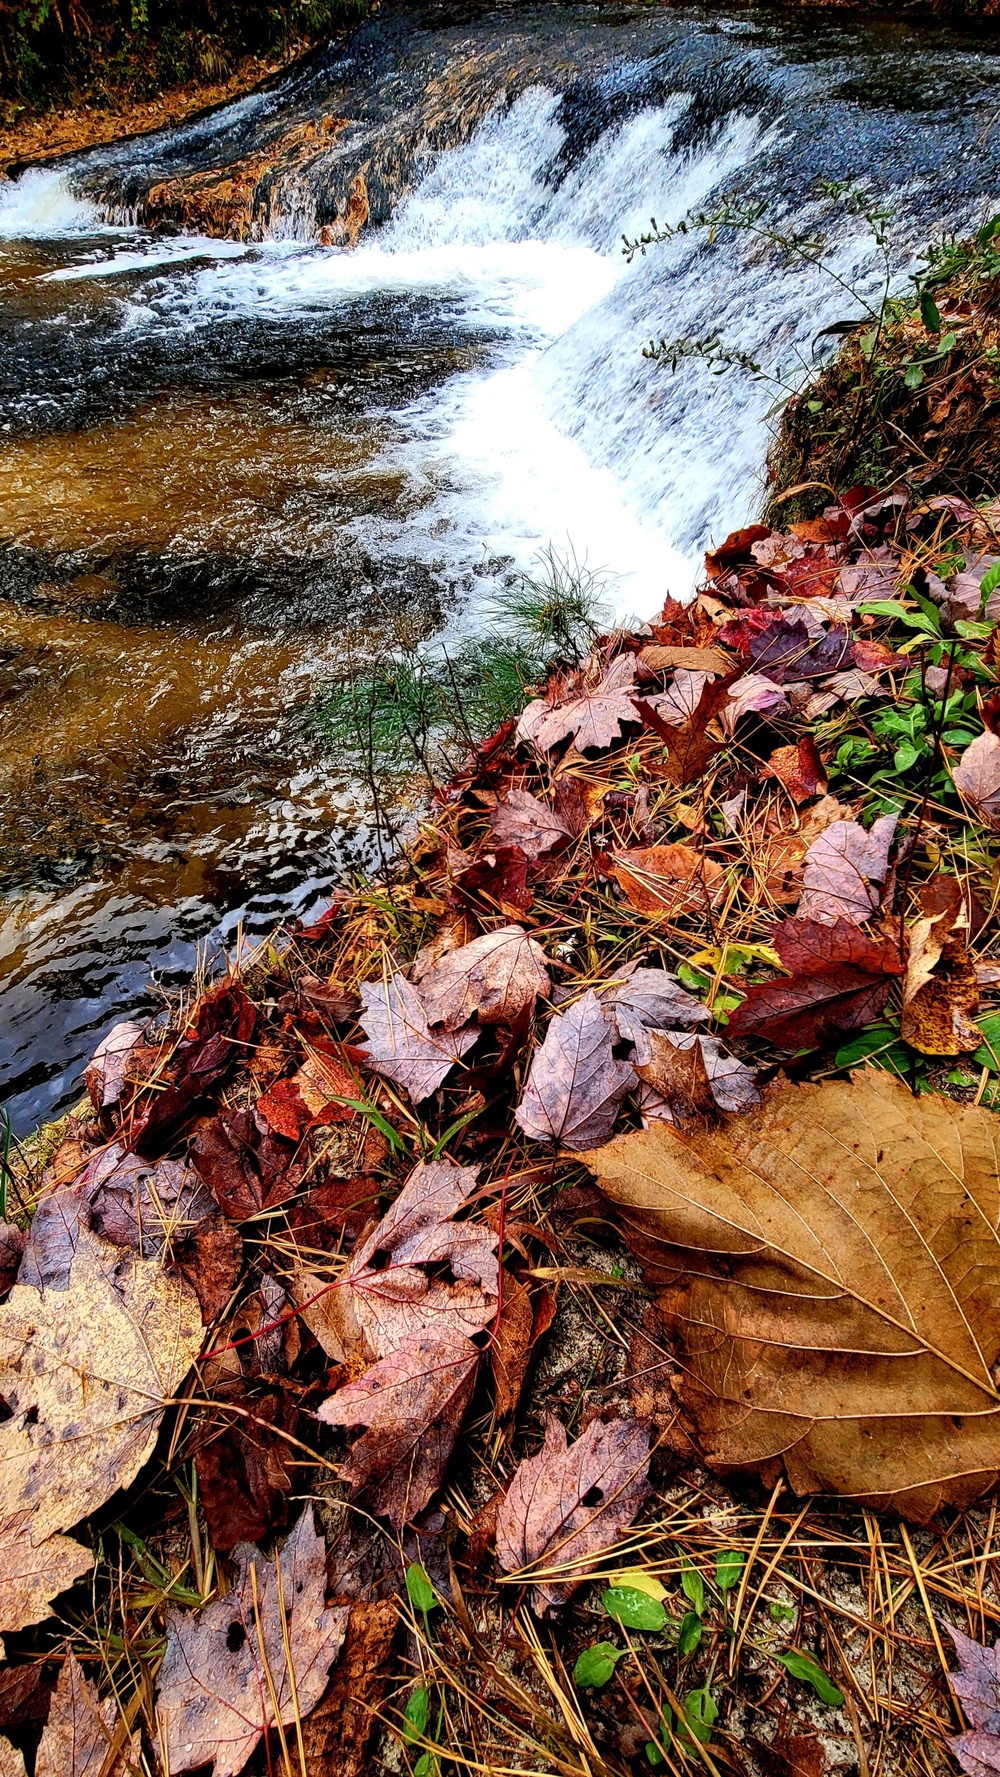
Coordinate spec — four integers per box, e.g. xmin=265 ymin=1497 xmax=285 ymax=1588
xmin=1 ymin=0 xmax=999 ymax=1130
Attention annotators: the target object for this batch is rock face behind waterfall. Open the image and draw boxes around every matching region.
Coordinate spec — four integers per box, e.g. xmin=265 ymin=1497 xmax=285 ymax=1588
xmin=67 ymin=3 xmax=610 ymax=242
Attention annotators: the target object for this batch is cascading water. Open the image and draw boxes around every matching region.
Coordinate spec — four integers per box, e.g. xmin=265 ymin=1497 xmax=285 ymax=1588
xmin=2 ymin=0 xmax=1000 ymax=1127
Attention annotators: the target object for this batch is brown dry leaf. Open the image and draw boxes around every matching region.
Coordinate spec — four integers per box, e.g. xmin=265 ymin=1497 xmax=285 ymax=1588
xmin=318 ymin=1327 xmax=479 ymax=1527
xmin=517 ymin=655 xmax=642 ymax=754
xmin=599 ymin=966 xmax=708 ymax=1062
xmin=639 ymin=644 xmax=733 ymax=674
xmin=0 ymin=1225 xmax=25 ymax=1300
xmin=753 ymin=795 xmax=854 ymax=908
xmin=611 ymin=844 xmax=727 ymax=917
xmin=515 ymin=990 xmax=636 ymax=1151
xmin=418 ymin=925 xmax=550 ymax=1030
xmin=0 ymin=1225 xmax=203 ymax=1546
xmin=411 ymin=913 xmax=478 ymax=982
xmin=946 ymin=1624 xmax=1000 ymax=1777
xmin=84 ymin=1017 xmax=147 ymax=1112
xmin=495 ymin=1412 xmax=650 ymax=1612
xmin=295 ymin=1158 xmax=497 ymax=1366
xmin=169 ymin=1212 xmax=243 ymax=1326
xmin=156 ymin=1507 xmax=347 ymax=1777
xmin=358 ymin=970 xmax=478 ymax=1102
xmin=1 ymin=1652 xmax=119 ymax=1777
xmin=491 ymin=788 xmax=574 ymax=858
xmin=76 ymin=1144 xmax=214 ymax=1257
xmin=0 ymin=1514 xmax=93 ymax=1639
xmin=634 ymin=671 xmax=739 ymax=786
xmin=764 ymin=737 xmax=828 ymax=804
xmin=636 ymin=1030 xmax=760 ymax=1121
xmin=727 ymin=918 xmax=904 ymax=1050
xmin=300 ymin=1599 xmax=397 ymax=1777
xmin=256 ymin=1048 xmax=357 ymax=1139
xmin=491 ymin=1270 xmax=557 ymax=1433
xmin=583 ymin=1070 xmax=1000 ymax=1521
xmin=902 ymin=875 xmax=981 ymax=1055
xmin=952 ymin=728 xmax=1000 ymax=824
xmin=796 ymin=814 xmax=897 ymax=923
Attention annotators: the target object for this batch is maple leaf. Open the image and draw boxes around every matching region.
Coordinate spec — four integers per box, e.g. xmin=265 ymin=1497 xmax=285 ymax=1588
xmin=295 ymin=1157 xmax=497 ymax=1366
xmin=0 ymin=1652 xmax=116 ymax=1777
xmin=84 ymin=1017 xmax=147 ymax=1112
xmin=132 ymin=980 xmax=256 ymax=1155
xmin=583 ymin=1070 xmax=1000 ymax=1521
xmin=726 ymin=674 xmax=790 ymax=724
xmin=748 ymin=616 xmax=851 ymax=683
xmin=611 ymin=844 xmax=727 ymax=917
xmin=0 ymin=1225 xmax=203 ymax=1547
xmin=954 ymin=730 xmax=1000 ymax=827
xmin=901 ymin=874 xmax=981 ymax=1055
xmin=0 ymin=1514 xmax=93 ymax=1641
xmin=727 ymin=918 xmax=904 ymax=1050
xmin=796 ymin=814 xmax=897 ymax=924
xmin=633 ymin=671 xmax=739 ymax=786
xmin=515 ymin=990 xmax=636 ymax=1151
xmin=764 ymin=738 xmax=827 ymax=804
xmin=517 ymin=655 xmax=642 ymax=754
xmin=495 ymin=1412 xmax=650 ymax=1612
xmin=318 ymin=1327 xmax=479 ymax=1527
xmin=598 ymin=966 xmax=708 ymax=1064
xmin=946 ymin=1625 xmax=1000 ymax=1777
xmin=636 ymin=1031 xmax=760 ymax=1120
xmin=156 ymin=1508 xmax=347 ymax=1777
xmin=358 ymin=971 xmax=478 ymax=1102
xmin=256 ymin=1049 xmax=357 ymax=1140
xmin=76 ymin=1144 xmax=214 ymax=1257
xmin=450 ymin=843 xmax=534 ymax=917
xmin=190 ymin=1108 xmax=302 ymax=1220
xmin=418 ymin=924 xmax=550 ymax=1030
xmin=491 ymin=788 xmax=575 ymax=858
xmin=169 ymin=1212 xmax=243 ymax=1325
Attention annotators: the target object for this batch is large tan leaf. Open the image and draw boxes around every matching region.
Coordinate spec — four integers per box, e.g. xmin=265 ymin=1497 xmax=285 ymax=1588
xmin=582 ymin=1071 xmax=1000 ymax=1521
xmin=0 ymin=1514 xmax=93 ymax=1637
xmin=0 ymin=1225 xmax=203 ymax=1545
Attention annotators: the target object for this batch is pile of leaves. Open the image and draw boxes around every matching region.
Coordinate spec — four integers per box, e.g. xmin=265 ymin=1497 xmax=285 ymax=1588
xmin=9 ymin=476 xmax=1000 ymax=1776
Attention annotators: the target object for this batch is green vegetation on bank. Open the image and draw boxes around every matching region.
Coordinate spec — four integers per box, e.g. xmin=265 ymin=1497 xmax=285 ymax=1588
xmin=0 ymin=0 xmax=369 ymax=109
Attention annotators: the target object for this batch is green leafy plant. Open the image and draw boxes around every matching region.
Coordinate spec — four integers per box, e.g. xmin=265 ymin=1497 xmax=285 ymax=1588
xmin=573 ymin=1642 xmax=625 ymax=1688
xmin=776 ymin=1650 xmax=845 ymax=1708
xmin=602 ymin=1585 xmax=668 ymax=1631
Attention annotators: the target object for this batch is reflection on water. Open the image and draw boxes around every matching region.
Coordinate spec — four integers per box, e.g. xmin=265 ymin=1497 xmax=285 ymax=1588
xmin=2 ymin=1 xmax=1000 ymax=1130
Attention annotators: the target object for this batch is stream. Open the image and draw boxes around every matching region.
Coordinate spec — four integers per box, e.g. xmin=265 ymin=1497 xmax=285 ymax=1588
xmin=2 ymin=0 xmax=999 ymax=1131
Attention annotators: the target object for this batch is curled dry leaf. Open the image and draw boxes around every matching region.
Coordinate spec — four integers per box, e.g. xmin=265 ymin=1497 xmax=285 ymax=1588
xmin=599 ymin=965 xmax=708 ymax=1063
xmin=727 ymin=918 xmax=904 ymax=1051
xmin=639 ymin=643 xmax=733 ymax=675
xmin=946 ymin=1624 xmax=1000 ymax=1777
xmin=318 ymin=1327 xmax=479 ymax=1527
xmin=156 ymin=1508 xmax=347 ymax=1777
xmin=491 ymin=788 xmax=574 ymax=858
xmin=764 ymin=737 xmax=827 ymax=804
xmin=419 ymin=925 xmax=550 ymax=1030
xmin=796 ymin=814 xmax=897 ymax=924
xmin=300 ymin=1598 xmax=398 ymax=1777
xmin=0 ymin=1225 xmax=25 ymax=1300
xmin=0 ymin=1652 xmax=117 ymax=1777
xmin=450 ymin=843 xmax=534 ymax=917
xmin=515 ymin=990 xmax=636 ymax=1151
xmin=584 ymin=1070 xmax=1000 ymax=1521
xmin=295 ymin=1158 xmax=497 ymax=1366
xmin=636 ymin=1030 xmax=760 ymax=1121
xmin=495 ymin=1412 xmax=650 ymax=1613
xmin=954 ymin=729 xmax=1000 ymax=827
xmin=0 ymin=1513 xmax=93 ymax=1640
xmin=0 ymin=1225 xmax=203 ymax=1546
xmin=256 ymin=1048 xmax=357 ymax=1140
xmin=902 ymin=874 xmax=981 ymax=1055
xmin=358 ymin=971 xmax=478 ymax=1102
xmin=132 ymin=980 xmax=256 ymax=1155
xmin=611 ymin=844 xmax=727 ymax=917
xmin=517 ymin=654 xmax=641 ymax=754
xmin=190 ymin=1107 xmax=301 ymax=1221
xmin=84 ymin=1017 xmax=147 ymax=1112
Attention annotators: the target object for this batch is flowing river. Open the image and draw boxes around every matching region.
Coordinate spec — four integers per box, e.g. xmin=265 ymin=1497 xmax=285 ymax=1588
xmin=2 ymin=0 xmax=999 ymax=1129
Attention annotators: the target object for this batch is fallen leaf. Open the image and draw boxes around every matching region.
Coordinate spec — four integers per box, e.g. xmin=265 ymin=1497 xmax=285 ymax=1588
xmin=491 ymin=1269 xmax=557 ymax=1433
xmin=611 ymin=845 xmax=727 ymax=917
xmin=796 ymin=814 xmax=897 ymax=924
xmin=418 ymin=925 xmax=550 ymax=1030
xmin=902 ymin=875 xmax=981 ymax=1055
xmin=190 ymin=1108 xmax=301 ymax=1220
xmin=285 ymin=1175 xmax=381 ymax=1256
xmin=633 ymin=672 xmax=739 ymax=786
xmin=515 ymin=991 xmax=636 ymax=1151
xmin=84 ymin=1018 xmax=147 ymax=1112
xmin=749 ymin=617 xmax=851 ymax=683
xmin=764 ymin=738 xmax=828 ymax=804
xmin=491 ymin=789 xmax=575 ymax=858
xmin=256 ymin=1049 xmax=357 ymax=1140
xmin=300 ymin=1599 xmax=398 ymax=1777
xmin=636 ymin=1031 xmax=760 ymax=1120
xmin=599 ymin=966 xmax=708 ymax=1063
xmin=195 ymin=1382 xmax=298 ymax=1552
xmin=156 ymin=1508 xmax=347 ymax=1777
xmin=518 ymin=655 xmax=642 ymax=754
xmin=495 ymin=1412 xmax=650 ymax=1612
xmin=954 ymin=730 xmax=1000 ymax=827
xmin=727 ymin=918 xmax=904 ymax=1050
xmin=19 ymin=1653 xmax=116 ymax=1777
xmin=583 ymin=1070 xmax=1000 ymax=1520
xmin=77 ymin=1145 xmax=214 ymax=1257
xmin=318 ymin=1328 xmax=479 ymax=1527
xmin=0 ymin=1224 xmax=202 ymax=1546
xmin=132 ymin=980 xmax=256 ymax=1155
xmin=450 ymin=844 xmax=534 ymax=917
xmin=726 ymin=674 xmax=791 ymax=724
xmin=0 ymin=1514 xmax=93 ymax=1639
xmin=0 ymin=1225 xmax=25 ymax=1300
xmin=946 ymin=1624 xmax=1000 ymax=1777
xmin=411 ymin=914 xmax=478 ymax=982
xmin=0 ymin=1664 xmax=52 ymax=1732
xmin=169 ymin=1212 xmax=243 ymax=1325
xmin=358 ymin=971 xmax=480 ymax=1103
xmin=295 ymin=1158 xmax=497 ymax=1366
xmin=639 ymin=645 xmax=733 ymax=674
